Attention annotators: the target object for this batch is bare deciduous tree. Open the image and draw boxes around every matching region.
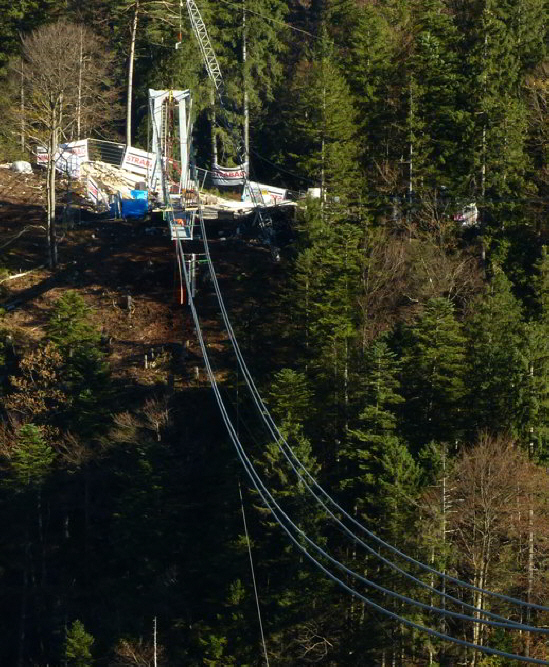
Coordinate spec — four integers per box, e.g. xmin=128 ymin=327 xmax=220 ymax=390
xmin=112 ymin=637 xmax=165 ymax=666
xmin=359 ymin=226 xmax=482 ymax=344
xmin=423 ymin=435 xmax=549 ymax=663
xmin=120 ymin=0 xmax=179 ymax=146
xmin=13 ymin=21 xmax=118 ymax=269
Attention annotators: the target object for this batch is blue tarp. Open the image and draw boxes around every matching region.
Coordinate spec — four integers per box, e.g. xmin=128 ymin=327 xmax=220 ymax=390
xmin=130 ymin=189 xmax=148 ymax=200
xmin=121 ymin=190 xmax=148 ymax=219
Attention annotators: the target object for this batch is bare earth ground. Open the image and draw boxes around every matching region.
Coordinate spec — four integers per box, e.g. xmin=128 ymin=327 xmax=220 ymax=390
xmin=0 ymin=167 xmax=277 ymax=391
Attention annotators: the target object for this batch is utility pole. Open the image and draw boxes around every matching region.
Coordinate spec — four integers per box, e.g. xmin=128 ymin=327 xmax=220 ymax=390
xmin=126 ymin=0 xmax=139 ymax=147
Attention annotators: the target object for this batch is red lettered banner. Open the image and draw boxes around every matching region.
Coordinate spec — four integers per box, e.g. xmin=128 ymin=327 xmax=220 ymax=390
xmin=121 ymin=146 xmax=157 ymax=177
xmin=211 ymin=162 xmax=248 ymax=187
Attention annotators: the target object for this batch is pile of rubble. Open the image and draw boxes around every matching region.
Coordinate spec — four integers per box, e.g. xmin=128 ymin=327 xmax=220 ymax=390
xmin=81 ymin=161 xmax=142 ymax=199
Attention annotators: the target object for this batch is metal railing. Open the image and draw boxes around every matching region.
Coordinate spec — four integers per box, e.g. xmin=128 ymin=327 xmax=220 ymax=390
xmin=88 ymin=139 xmax=126 ymax=167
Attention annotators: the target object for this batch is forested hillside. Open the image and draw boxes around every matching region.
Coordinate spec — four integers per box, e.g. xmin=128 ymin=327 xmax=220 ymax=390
xmin=0 ymin=0 xmax=548 ymax=664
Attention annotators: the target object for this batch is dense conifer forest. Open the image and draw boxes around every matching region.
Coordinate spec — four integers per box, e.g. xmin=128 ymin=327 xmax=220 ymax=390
xmin=0 ymin=0 xmax=548 ymax=664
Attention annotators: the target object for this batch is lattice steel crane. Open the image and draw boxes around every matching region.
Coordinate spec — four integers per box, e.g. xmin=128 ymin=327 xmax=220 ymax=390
xmin=185 ymin=0 xmax=224 ymax=94
xmin=185 ymin=0 xmax=278 ymax=257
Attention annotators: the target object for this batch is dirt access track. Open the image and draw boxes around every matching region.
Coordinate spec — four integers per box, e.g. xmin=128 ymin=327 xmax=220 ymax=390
xmin=0 ymin=167 xmax=277 ymax=390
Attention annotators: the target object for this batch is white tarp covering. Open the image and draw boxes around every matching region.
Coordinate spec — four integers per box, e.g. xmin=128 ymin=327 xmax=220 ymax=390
xmin=211 ymin=162 xmax=248 ymax=187
xmin=11 ymin=161 xmax=33 ymax=174
xmin=55 ymin=150 xmax=81 ymax=178
xmin=33 ymin=142 xmax=84 ymax=177
xmin=243 ymin=180 xmax=288 ymax=205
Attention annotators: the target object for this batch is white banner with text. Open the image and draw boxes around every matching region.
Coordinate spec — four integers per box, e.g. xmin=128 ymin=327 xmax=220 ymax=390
xmin=211 ymin=162 xmax=249 ymax=187
xmin=121 ymin=146 xmax=157 ymax=179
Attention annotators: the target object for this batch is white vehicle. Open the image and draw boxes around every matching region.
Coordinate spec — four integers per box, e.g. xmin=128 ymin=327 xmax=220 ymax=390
xmin=454 ymin=203 xmax=478 ymax=226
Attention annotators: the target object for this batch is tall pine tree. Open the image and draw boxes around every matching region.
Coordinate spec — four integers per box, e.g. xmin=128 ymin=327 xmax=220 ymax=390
xmin=400 ymin=297 xmax=466 ymax=448
xmin=465 ymin=270 xmax=527 ymax=435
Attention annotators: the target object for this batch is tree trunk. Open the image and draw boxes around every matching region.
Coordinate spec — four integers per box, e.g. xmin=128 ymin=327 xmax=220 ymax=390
xmin=472 ymin=559 xmax=487 ymax=664
xmin=153 ymin=617 xmax=158 ymax=667
xmin=47 ymin=102 xmax=59 ymax=270
xmin=77 ymin=25 xmax=83 ymax=140
xmin=210 ymin=86 xmax=217 ymax=167
xmin=17 ymin=558 xmax=28 ymax=667
xmin=439 ymin=443 xmax=447 ymax=664
xmin=242 ymin=0 xmax=249 ymax=176
xmin=320 ymin=78 xmax=326 ymax=217
xmin=480 ymin=31 xmax=488 ymax=279
xmin=526 ymin=415 xmax=535 ymax=657
xmin=429 ymin=547 xmax=435 ymax=666
xmin=48 ymin=161 xmax=57 ymax=269
xmin=525 ymin=502 xmax=534 ymax=657
xmin=84 ymin=469 xmax=90 ymax=556
xmin=20 ymin=58 xmax=25 ymax=153
xmin=126 ymin=1 xmax=139 ymax=147
xmin=18 ymin=528 xmax=30 ymax=667
xmin=408 ymin=83 xmax=413 ymax=216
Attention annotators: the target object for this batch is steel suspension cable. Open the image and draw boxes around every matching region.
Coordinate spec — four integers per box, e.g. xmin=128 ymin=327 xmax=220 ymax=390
xmin=180 ymin=212 xmax=548 ymax=632
xmin=173 ymin=235 xmax=549 ymax=664
xmin=239 ymin=481 xmax=270 ymax=667
xmin=150 ymin=85 xmax=549 ymax=652
xmin=194 ymin=201 xmax=549 ymax=617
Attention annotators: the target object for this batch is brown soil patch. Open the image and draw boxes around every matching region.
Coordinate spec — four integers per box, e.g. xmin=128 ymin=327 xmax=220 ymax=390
xmin=0 ymin=167 xmax=278 ymax=391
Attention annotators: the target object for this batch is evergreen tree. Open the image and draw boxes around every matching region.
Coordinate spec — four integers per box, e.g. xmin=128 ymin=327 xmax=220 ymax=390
xmin=188 ymin=0 xmax=288 ymax=168
xmin=523 ymin=59 xmax=548 ymax=206
xmin=268 ymin=368 xmax=314 ymax=427
xmin=521 ymin=322 xmax=549 ymax=459
xmin=1 ymin=423 xmax=56 ymax=665
xmin=286 ymin=28 xmax=360 ymax=203
xmin=408 ymin=0 xmax=470 ymax=191
xmin=8 ymin=424 xmax=55 ymax=489
xmin=289 ymin=204 xmax=364 ymax=451
xmin=349 ymin=335 xmax=419 ymax=543
xmin=47 ymin=291 xmax=100 ymax=352
xmin=243 ymin=0 xmax=288 ymax=111
xmin=534 ymin=246 xmax=549 ymax=320
xmin=400 ymin=297 xmax=467 ymax=448
xmin=338 ymin=339 xmax=421 ymax=663
xmin=341 ymin=338 xmax=404 ymax=521
xmin=248 ymin=369 xmax=336 ymax=665
xmin=457 ymin=0 xmax=535 ymax=206
xmin=46 ymin=291 xmax=111 ymax=436
xmin=65 ymin=620 xmax=94 ymax=667
xmin=465 ymin=270 xmax=527 ymax=435
xmin=345 ymin=1 xmax=402 ymax=201
xmin=377 ymin=439 xmax=421 ymax=543
xmin=0 ymin=0 xmax=61 ymax=76
xmin=520 ymin=248 xmax=549 ymax=459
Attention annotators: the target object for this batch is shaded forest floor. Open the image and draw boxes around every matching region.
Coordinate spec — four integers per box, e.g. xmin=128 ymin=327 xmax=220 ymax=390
xmin=0 ymin=166 xmax=298 ymax=664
